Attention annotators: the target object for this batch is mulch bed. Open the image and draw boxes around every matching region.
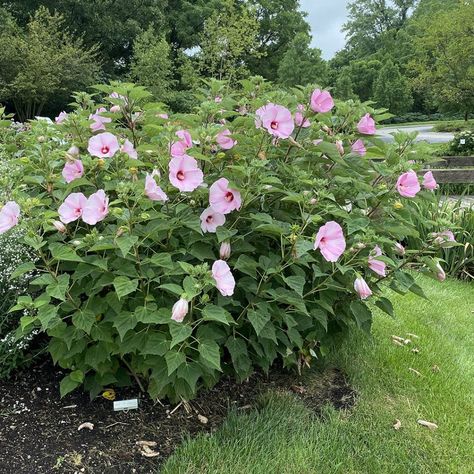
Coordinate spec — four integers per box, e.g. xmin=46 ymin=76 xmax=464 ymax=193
xmin=0 ymin=358 xmax=356 ymax=473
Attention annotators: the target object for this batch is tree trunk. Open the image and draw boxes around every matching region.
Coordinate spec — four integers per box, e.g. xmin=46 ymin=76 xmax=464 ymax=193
xmin=465 ymin=111 xmax=469 ymax=121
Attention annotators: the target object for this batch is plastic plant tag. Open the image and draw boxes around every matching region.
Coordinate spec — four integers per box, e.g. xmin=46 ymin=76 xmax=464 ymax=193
xmin=113 ymin=399 xmax=139 ymax=411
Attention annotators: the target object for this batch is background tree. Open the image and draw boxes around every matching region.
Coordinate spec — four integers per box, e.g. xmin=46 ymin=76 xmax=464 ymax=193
xmin=334 ymin=68 xmax=357 ymax=101
xmin=130 ymin=29 xmax=174 ymax=102
xmin=1 ymin=0 xmax=166 ymax=76
xmin=0 ymin=7 xmax=100 ymax=121
xmin=373 ymin=59 xmax=413 ymax=114
xmin=347 ymin=59 xmax=382 ymax=102
xmin=277 ymin=32 xmax=327 ymax=87
xmin=245 ymin=0 xmax=310 ymax=79
xmin=410 ymin=1 xmax=473 ymax=120
xmin=198 ymin=0 xmax=260 ymax=83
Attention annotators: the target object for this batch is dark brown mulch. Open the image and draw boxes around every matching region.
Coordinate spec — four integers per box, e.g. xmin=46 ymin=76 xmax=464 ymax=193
xmin=0 ymin=358 xmax=356 ymax=474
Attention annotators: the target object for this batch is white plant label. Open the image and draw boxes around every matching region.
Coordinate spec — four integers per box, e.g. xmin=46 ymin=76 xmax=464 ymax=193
xmin=113 ymin=399 xmax=139 ymax=411
xmin=460 ymin=139 xmax=466 ymax=144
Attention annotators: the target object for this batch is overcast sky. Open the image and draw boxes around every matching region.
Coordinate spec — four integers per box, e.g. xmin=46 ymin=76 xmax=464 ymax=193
xmin=300 ymin=0 xmax=350 ymax=59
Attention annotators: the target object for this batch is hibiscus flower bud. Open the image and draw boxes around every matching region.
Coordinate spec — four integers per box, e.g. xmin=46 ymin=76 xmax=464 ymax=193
xmin=66 ymin=145 xmax=80 ymax=159
xmin=171 ymin=298 xmax=189 ymax=323
xmin=52 ymin=220 xmax=66 ymax=233
xmin=354 ymin=277 xmax=372 ymax=299
xmin=219 ymin=241 xmax=231 ymax=260
xmin=435 ymin=262 xmax=446 ymax=282
xmin=394 ymin=243 xmax=405 ymax=256
xmin=110 ymin=105 xmax=121 ymax=113
xmin=38 ymin=136 xmax=46 ymax=143
xmin=393 ymin=201 xmax=404 ymax=210
xmin=309 ymin=198 xmax=317 ymax=205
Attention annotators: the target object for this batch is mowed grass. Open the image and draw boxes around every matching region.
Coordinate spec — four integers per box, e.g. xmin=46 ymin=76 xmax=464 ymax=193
xmin=162 ymin=275 xmax=474 ymax=474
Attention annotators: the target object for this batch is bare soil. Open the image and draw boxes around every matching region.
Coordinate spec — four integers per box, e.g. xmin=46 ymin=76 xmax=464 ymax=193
xmin=0 ymin=358 xmax=356 ymax=473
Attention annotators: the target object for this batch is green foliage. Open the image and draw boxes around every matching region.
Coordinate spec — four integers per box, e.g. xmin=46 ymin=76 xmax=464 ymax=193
xmin=6 ymin=81 xmax=443 ymax=401
xmin=0 ymin=7 xmax=100 ymax=121
xmin=130 ymin=29 xmax=174 ymax=102
xmin=446 ymin=130 xmax=474 ymax=157
xmin=198 ymin=0 xmax=261 ymax=82
xmin=410 ymin=2 xmax=474 ymax=119
xmin=374 ymin=59 xmax=413 ymax=115
xmin=277 ymin=33 xmax=327 ymax=87
xmin=334 ymin=68 xmax=357 ymax=101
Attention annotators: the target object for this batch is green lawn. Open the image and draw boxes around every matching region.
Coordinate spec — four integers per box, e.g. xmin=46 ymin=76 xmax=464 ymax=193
xmin=379 ymin=119 xmax=472 ymax=132
xmin=162 ymin=275 xmax=474 ymax=474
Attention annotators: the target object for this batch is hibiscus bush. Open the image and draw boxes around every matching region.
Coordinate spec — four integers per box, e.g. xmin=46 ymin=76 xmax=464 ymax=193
xmin=4 ymin=80 xmax=453 ymax=400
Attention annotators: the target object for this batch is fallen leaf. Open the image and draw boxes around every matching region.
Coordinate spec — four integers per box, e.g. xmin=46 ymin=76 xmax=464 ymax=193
xmin=290 ymin=385 xmax=306 ymax=394
xmin=411 ymin=348 xmax=420 ymax=354
xmin=391 ymin=335 xmax=404 ymax=342
xmin=403 ymin=339 xmax=411 ymax=345
xmin=102 ymin=389 xmax=116 ymax=401
xmin=409 ymin=367 xmax=422 ymax=377
xmin=393 ymin=419 xmax=402 ymax=430
xmin=197 ymin=414 xmax=208 ymax=424
xmin=417 ymin=419 xmax=438 ymax=430
xmin=392 ymin=339 xmax=404 ymax=347
xmin=406 ymin=333 xmax=419 ymax=339
xmin=136 ymin=441 xmax=157 ymax=448
xmin=77 ymin=422 xmax=94 ymax=431
xmin=431 ymin=365 xmax=440 ymax=373
xmin=139 ymin=445 xmax=160 ymax=458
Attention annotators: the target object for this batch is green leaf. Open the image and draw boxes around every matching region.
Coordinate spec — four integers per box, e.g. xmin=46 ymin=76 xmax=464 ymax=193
xmin=234 ymin=254 xmax=258 ymax=278
xmin=113 ymin=312 xmax=138 ymax=340
xmin=142 ymin=332 xmax=170 ymax=356
xmin=10 ymin=262 xmax=36 ymax=280
xmin=375 ymin=297 xmax=394 ymax=317
xmin=159 ymin=283 xmax=183 ymax=296
xmin=148 ymin=252 xmax=174 ymax=269
xmin=169 ymin=323 xmax=193 ymax=349
xmin=72 ymin=309 xmax=96 ymax=334
xmin=177 ymin=362 xmax=202 ymax=393
xmin=60 ymin=373 xmax=81 ymax=397
xmin=46 ymin=274 xmax=70 ymax=301
xmin=113 ymin=276 xmax=139 ymax=299
xmin=116 ymin=235 xmax=139 ymax=257
xmin=202 ymin=305 xmax=233 ymax=325
xmin=37 ymin=304 xmax=58 ymax=330
xmin=20 ymin=316 xmax=36 ymax=331
xmin=347 ymin=217 xmax=370 ymax=235
xmin=84 ymin=342 xmax=110 ymax=370
xmin=350 ymin=301 xmax=373 ymax=332
xmin=198 ymin=340 xmax=222 ymax=372
xmin=183 ymin=276 xmax=201 ymax=299
xmin=248 ymin=307 xmax=271 ymax=336
xmin=49 ymin=243 xmax=83 ymax=262
xmin=165 ymin=350 xmax=186 ymax=375
xmin=216 ymin=227 xmax=238 ymax=243
xmin=283 ymin=275 xmax=305 ymax=297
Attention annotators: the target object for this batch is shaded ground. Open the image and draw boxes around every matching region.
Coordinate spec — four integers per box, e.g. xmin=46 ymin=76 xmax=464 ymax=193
xmin=0 ymin=358 xmax=355 ymax=473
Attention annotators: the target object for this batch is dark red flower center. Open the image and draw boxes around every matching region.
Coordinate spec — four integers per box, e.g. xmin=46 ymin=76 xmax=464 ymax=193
xmin=177 ymin=171 xmax=185 ymax=180
xmin=270 ymin=121 xmax=278 ymax=130
xmin=225 ymin=191 xmax=234 ymax=202
xmin=101 ymin=146 xmax=109 ymax=154
xmin=206 ymin=215 xmax=213 ymax=223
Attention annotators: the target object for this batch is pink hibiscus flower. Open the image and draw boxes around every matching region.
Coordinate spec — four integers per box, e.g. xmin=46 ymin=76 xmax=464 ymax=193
xmin=396 ymin=170 xmax=420 ymax=198
xmin=0 ymin=201 xmax=20 ymax=234
xmin=351 ymin=139 xmax=366 ymax=156
xmin=368 ymin=245 xmax=386 ymax=277
xmin=212 ymin=260 xmax=236 ymax=296
xmin=314 ymin=221 xmax=346 ymax=262
xmin=357 ymin=114 xmax=376 ymax=135
xmin=82 ymin=190 xmax=109 ymax=225
xmin=354 ymin=277 xmax=372 ymax=299
xmin=88 ymin=132 xmax=120 ymax=158
xmin=216 ymin=129 xmax=236 ymax=150
xmin=169 ymin=155 xmax=203 ymax=192
xmin=200 ymin=207 xmax=226 ymax=233
xmin=58 ymin=193 xmax=87 ymax=224
xmin=62 ymin=159 xmax=84 ymax=184
xmin=55 ymin=111 xmax=68 ymax=124
xmin=295 ymin=104 xmax=311 ymax=128
xmin=256 ymin=103 xmax=295 ymax=139
xmin=121 ymin=139 xmax=137 ymax=159
xmin=422 ymin=171 xmax=437 ymax=190
xmin=310 ymin=89 xmax=334 ymax=113
xmin=209 ymin=178 xmax=242 ymax=214
xmin=145 ymin=174 xmax=168 ymax=202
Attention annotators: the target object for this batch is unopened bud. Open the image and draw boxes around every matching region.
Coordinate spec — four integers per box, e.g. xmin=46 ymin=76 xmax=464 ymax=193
xmin=37 ymin=136 xmax=46 ymax=143
xmin=309 ymin=198 xmax=317 ymax=205
xmin=393 ymin=201 xmax=404 ymax=210
xmin=66 ymin=145 xmax=80 ymax=158
xmin=219 ymin=241 xmax=231 ymax=260
xmin=53 ymin=221 xmax=66 ymax=233
xmin=110 ymin=105 xmax=121 ymax=113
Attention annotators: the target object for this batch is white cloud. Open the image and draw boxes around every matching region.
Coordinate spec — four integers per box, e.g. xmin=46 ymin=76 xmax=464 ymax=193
xmin=300 ymin=0 xmax=350 ymax=59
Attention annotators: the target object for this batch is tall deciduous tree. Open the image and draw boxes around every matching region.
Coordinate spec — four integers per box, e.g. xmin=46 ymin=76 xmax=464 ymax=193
xmin=277 ymin=32 xmax=327 ymax=87
xmin=198 ymin=0 xmax=260 ymax=83
xmin=130 ymin=29 xmax=174 ymax=102
xmin=374 ymin=59 xmax=413 ymax=114
xmin=410 ymin=1 xmax=474 ymax=120
xmin=334 ymin=68 xmax=357 ymax=101
xmin=0 ymin=7 xmax=100 ymax=121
